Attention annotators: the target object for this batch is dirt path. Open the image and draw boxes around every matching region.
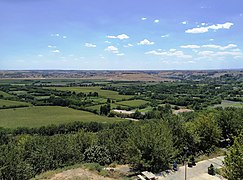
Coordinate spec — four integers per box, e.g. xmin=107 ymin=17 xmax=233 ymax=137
xmin=43 ymin=168 xmax=116 ymax=180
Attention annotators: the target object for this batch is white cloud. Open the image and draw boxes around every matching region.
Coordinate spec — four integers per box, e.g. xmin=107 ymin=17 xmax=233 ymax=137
xmin=201 ymin=23 xmax=206 ymax=26
xmin=202 ymin=44 xmax=237 ymax=50
xmin=85 ymin=43 xmax=97 ymax=48
xmin=182 ymin=21 xmax=187 ymax=25
xmin=105 ymin=46 xmax=119 ymax=53
xmin=123 ymin=43 xmax=133 ymax=48
xmin=48 ymin=45 xmax=57 ymax=48
xmin=107 ymin=34 xmax=129 ymax=40
xmin=180 ymin=45 xmax=200 ymax=49
xmin=185 ymin=22 xmax=234 ymax=33
xmin=161 ymin=34 xmax=170 ymax=38
xmin=105 ymin=40 xmax=111 ymax=44
xmin=51 ymin=50 xmax=60 ymax=53
xmin=117 ymin=53 xmax=125 ymax=56
xmin=186 ymin=27 xmax=209 ymax=33
xmin=63 ymin=36 xmax=67 ymax=39
xmin=154 ymin=19 xmax=160 ymax=23
xmin=141 ymin=17 xmax=147 ymax=20
xmin=51 ymin=33 xmax=60 ymax=37
xmin=38 ymin=54 xmax=43 ymax=57
xmin=145 ymin=50 xmax=192 ymax=59
xmin=209 ymin=39 xmax=214 ymax=41
xmin=138 ymin=39 xmax=154 ymax=45
xmin=197 ymin=50 xmax=242 ymax=60
xmin=169 ymin=49 xmax=177 ymax=52
xmin=180 ymin=43 xmax=237 ymax=50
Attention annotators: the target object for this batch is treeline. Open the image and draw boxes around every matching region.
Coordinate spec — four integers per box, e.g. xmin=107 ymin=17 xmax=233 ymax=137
xmin=103 ymin=81 xmax=243 ymax=110
xmin=0 ymin=107 xmax=242 ymax=179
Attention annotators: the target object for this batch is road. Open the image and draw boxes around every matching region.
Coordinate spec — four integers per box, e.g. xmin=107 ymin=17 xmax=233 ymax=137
xmin=158 ymin=156 xmax=226 ymax=180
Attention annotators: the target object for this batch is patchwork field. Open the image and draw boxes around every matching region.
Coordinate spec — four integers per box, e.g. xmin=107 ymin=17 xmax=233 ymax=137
xmin=0 ymin=99 xmax=30 ymax=108
xmin=0 ymin=106 xmax=124 ymax=128
xmin=44 ymin=86 xmax=133 ymax=100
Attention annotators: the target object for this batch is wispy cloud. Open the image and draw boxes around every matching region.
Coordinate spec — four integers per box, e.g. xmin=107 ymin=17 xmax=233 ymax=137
xmin=154 ymin=19 xmax=160 ymax=23
xmin=51 ymin=33 xmax=60 ymax=37
xmin=161 ymin=34 xmax=170 ymax=38
xmin=185 ymin=22 xmax=234 ymax=33
xmin=107 ymin=34 xmax=129 ymax=40
xmin=201 ymin=44 xmax=237 ymax=50
xmin=180 ymin=45 xmax=200 ymax=49
xmin=182 ymin=21 xmax=187 ymax=25
xmin=197 ymin=50 xmax=242 ymax=60
xmin=180 ymin=43 xmax=237 ymax=50
xmin=48 ymin=45 xmax=57 ymax=48
xmin=138 ymin=39 xmax=154 ymax=45
xmin=141 ymin=17 xmax=147 ymax=20
xmin=145 ymin=49 xmax=192 ymax=59
xmin=85 ymin=43 xmax=97 ymax=48
xmin=51 ymin=50 xmax=60 ymax=53
xmin=117 ymin=53 xmax=125 ymax=56
xmin=123 ymin=44 xmax=133 ymax=48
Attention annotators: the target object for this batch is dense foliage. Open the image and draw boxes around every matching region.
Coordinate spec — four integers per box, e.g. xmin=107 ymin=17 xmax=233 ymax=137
xmin=0 ymin=107 xmax=242 ymax=179
xmin=0 ymin=76 xmax=243 ymax=179
xmin=223 ymin=131 xmax=243 ymax=180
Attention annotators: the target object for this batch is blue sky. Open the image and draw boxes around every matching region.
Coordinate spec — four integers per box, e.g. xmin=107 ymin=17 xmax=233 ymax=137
xmin=0 ymin=0 xmax=243 ymax=70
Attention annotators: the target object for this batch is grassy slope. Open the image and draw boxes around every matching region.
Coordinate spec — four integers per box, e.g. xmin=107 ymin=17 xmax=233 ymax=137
xmin=0 ymin=99 xmax=30 ymax=108
xmin=0 ymin=106 xmax=124 ymax=128
xmin=115 ymin=99 xmax=149 ymax=107
xmin=44 ymin=86 xmax=133 ymax=100
xmin=0 ymin=91 xmax=13 ymax=97
xmin=213 ymin=100 xmax=243 ymax=108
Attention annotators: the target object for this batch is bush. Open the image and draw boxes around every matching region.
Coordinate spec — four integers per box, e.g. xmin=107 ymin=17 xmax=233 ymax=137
xmin=208 ymin=164 xmax=215 ymax=175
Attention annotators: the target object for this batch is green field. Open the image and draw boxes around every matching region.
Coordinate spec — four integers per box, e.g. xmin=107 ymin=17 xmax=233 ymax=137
xmin=138 ymin=106 xmax=154 ymax=113
xmin=44 ymin=86 xmax=133 ymax=100
xmin=213 ymin=100 xmax=243 ymax=108
xmin=0 ymin=106 xmax=124 ymax=128
xmin=9 ymin=90 xmax=28 ymax=95
xmin=115 ymin=99 xmax=149 ymax=107
xmin=0 ymin=91 xmax=13 ymax=97
xmin=0 ymin=99 xmax=30 ymax=108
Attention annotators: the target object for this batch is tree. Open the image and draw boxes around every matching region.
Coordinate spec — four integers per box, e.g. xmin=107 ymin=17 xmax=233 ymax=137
xmin=100 ymin=104 xmax=111 ymax=116
xmin=223 ymin=132 xmax=243 ymax=180
xmin=185 ymin=113 xmax=221 ymax=152
xmin=84 ymin=145 xmax=111 ymax=166
xmin=125 ymin=121 xmax=175 ymax=172
xmin=133 ymin=110 xmax=143 ymax=119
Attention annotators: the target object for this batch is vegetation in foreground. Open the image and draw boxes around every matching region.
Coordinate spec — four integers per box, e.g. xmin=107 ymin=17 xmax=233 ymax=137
xmin=0 ymin=107 xmax=242 ymax=179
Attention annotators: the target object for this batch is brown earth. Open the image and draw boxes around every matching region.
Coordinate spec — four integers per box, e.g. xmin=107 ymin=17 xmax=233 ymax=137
xmin=41 ymin=168 xmax=116 ymax=180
